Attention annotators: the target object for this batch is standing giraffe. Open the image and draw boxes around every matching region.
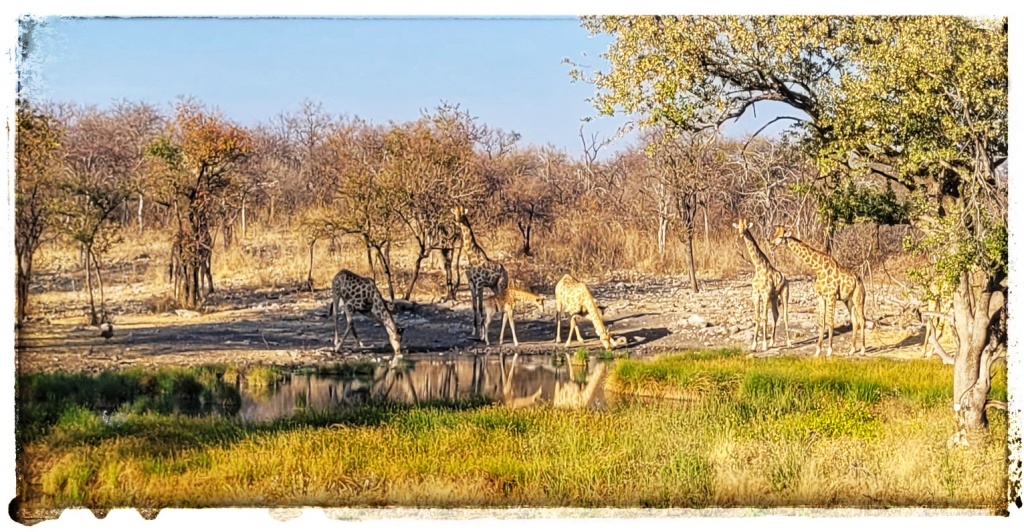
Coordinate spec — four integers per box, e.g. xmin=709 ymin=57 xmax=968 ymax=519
xmin=452 ymin=206 xmax=509 ymax=340
xmin=770 ymin=226 xmax=866 ymax=357
xmin=732 ymin=217 xmax=792 ymax=351
xmin=482 ymin=287 xmax=546 ymax=347
xmin=330 ymin=269 xmax=403 ymax=357
xmin=554 ymin=274 xmax=618 ymax=351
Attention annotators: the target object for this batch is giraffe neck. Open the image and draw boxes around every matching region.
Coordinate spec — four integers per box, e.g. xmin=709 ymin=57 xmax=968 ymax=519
xmin=585 ymin=299 xmax=612 ymax=344
xmin=457 ymin=222 xmax=489 ymax=265
xmin=741 ymin=230 xmax=772 ymax=275
xmin=785 ymin=236 xmax=833 ymax=276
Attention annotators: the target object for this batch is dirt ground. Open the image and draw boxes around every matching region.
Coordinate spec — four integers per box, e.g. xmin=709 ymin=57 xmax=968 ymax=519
xmin=15 ymin=260 xmax=947 ymax=375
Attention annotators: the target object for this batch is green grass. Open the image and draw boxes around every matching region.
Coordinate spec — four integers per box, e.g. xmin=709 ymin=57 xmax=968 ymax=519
xmin=13 ymin=350 xmax=1010 ymax=517
xmin=16 ymin=366 xmax=242 ymax=443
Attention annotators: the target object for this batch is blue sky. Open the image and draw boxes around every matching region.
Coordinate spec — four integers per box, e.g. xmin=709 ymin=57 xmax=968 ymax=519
xmin=21 ymin=16 xmax=796 ymax=155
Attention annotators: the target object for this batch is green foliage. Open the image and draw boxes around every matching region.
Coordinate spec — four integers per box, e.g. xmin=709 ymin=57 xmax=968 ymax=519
xmin=16 ymin=366 xmax=242 ymax=443
xmin=244 ymin=365 xmax=285 ymax=390
xmin=815 ymin=179 xmax=910 ymax=228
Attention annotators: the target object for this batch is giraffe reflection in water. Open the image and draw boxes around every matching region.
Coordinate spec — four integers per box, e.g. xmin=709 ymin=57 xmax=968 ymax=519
xmin=238 ymin=354 xmax=612 ymax=422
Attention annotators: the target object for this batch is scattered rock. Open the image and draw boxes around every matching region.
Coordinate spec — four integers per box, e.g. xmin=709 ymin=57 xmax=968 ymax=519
xmin=687 ymin=315 xmax=710 ymax=327
xmin=175 ymin=309 xmax=201 ymax=319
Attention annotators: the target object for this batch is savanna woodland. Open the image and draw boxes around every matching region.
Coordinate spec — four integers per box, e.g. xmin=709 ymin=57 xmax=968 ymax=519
xmin=12 ymin=16 xmax=1012 ymax=519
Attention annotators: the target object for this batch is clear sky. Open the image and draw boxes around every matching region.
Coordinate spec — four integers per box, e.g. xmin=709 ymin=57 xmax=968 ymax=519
xmin=19 ymin=16 xmax=799 ymax=156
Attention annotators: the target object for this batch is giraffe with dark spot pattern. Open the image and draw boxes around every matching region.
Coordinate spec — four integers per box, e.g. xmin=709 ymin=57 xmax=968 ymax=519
xmin=452 ymin=206 xmax=509 ymax=341
xmin=331 ymin=269 xmax=403 ymax=357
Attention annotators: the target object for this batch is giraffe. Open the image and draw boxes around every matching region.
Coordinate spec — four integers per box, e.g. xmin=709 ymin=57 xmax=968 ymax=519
xmin=770 ymin=226 xmax=866 ymax=357
xmin=554 ymin=274 xmax=619 ymax=351
xmin=482 ymin=286 xmax=546 ymax=347
xmin=330 ymin=269 xmax=403 ymax=357
xmin=452 ymin=206 xmax=509 ymax=341
xmin=732 ymin=217 xmax=792 ymax=351
xmin=918 ymin=281 xmax=956 ymax=359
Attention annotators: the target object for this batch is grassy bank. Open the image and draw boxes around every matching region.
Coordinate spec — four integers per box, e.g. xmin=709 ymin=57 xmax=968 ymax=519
xmin=15 ymin=352 xmax=1009 ymax=518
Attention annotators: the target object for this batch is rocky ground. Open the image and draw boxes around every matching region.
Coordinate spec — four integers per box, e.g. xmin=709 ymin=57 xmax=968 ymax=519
xmin=14 ymin=264 xmax=941 ymax=375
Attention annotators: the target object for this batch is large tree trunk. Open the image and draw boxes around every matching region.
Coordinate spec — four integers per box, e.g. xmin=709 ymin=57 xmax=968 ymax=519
xmin=950 ymin=269 xmax=1006 ymax=434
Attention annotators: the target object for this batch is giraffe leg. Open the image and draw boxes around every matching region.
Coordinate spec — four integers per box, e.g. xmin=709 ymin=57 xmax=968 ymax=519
xmin=825 ymin=298 xmax=835 ymax=357
xmin=574 ymin=317 xmax=586 ymax=344
xmin=757 ymin=295 xmax=768 ymax=352
xmin=855 ymin=297 xmax=867 ymax=356
xmin=505 ymin=310 xmax=519 ymax=347
xmin=569 ymin=313 xmax=577 ymax=347
xmin=814 ymin=295 xmax=825 ymax=357
xmin=768 ymin=294 xmax=779 ymax=349
xmin=332 ymin=293 xmax=342 ymax=352
xmin=472 ymin=288 xmax=483 ymax=340
xmin=482 ymin=303 xmax=493 ymax=346
xmin=498 ymin=311 xmax=507 ymax=345
xmin=554 ymin=303 xmax=562 ymax=344
xmin=750 ymin=293 xmax=760 ymax=351
xmin=339 ymin=305 xmax=363 ymax=349
xmin=781 ymin=282 xmax=792 ymax=348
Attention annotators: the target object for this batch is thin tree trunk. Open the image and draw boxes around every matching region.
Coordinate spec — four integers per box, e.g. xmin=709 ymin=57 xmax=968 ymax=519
xmin=137 ymin=194 xmax=145 ymax=233
xmin=685 ymin=229 xmax=699 ymax=293
xmin=404 ymin=243 xmax=427 ymax=301
xmin=703 ymin=206 xmax=710 ymax=256
xmin=374 ymin=243 xmax=395 ymax=301
xmin=84 ymin=243 xmax=97 ymax=325
xmin=241 ymin=197 xmax=247 ymax=240
xmin=657 ymin=215 xmax=668 ymax=257
xmin=91 ymin=249 xmax=106 ymax=322
xmin=306 ymin=240 xmax=316 ymax=291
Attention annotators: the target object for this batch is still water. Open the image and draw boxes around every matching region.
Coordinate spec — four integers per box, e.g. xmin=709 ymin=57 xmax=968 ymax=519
xmin=237 ymin=354 xmax=614 ymax=422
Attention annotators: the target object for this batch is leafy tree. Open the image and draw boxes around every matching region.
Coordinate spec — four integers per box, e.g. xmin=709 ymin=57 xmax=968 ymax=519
xmin=820 ymin=17 xmax=1007 ymax=435
xmin=14 ymin=102 xmax=63 ymax=326
xmin=575 ymin=15 xmax=1007 ymax=434
xmin=384 ymin=104 xmax=488 ymax=300
xmin=55 ymin=104 xmax=160 ymax=324
xmin=146 ymin=100 xmax=252 ymax=309
xmin=324 ymin=119 xmax=405 ymax=299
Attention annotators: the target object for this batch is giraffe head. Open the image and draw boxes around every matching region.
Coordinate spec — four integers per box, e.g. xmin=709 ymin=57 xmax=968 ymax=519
xmin=731 ymin=217 xmax=753 ymax=236
xmin=770 ymin=225 xmax=792 ymax=248
xmin=384 ymin=319 xmax=404 ymax=357
xmin=530 ymin=293 xmax=546 ymax=313
xmin=451 ymin=206 xmax=469 ymax=225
